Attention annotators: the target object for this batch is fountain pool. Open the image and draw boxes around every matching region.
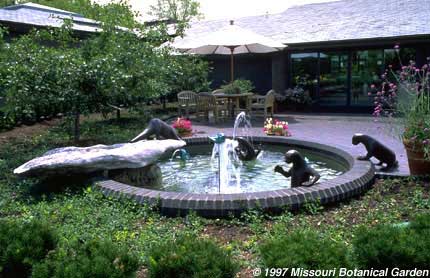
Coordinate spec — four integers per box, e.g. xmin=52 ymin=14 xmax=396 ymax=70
xmin=95 ymin=136 xmax=375 ymax=217
xmin=158 ymin=144 xmax=346 ymax=194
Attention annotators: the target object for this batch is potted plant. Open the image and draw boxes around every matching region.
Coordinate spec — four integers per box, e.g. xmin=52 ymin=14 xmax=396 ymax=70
xmin=263 ymin=118 xmax=291 ymax=137
xmin=373 ymin=50 xmax=430 ymax=175
xmin=220 ymin=79 xmax=254 ymax=95
xmin=172 ymin=117 xmax=193 ymax=137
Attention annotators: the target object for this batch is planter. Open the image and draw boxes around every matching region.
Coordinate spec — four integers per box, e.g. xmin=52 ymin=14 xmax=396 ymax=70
xmin=403 ymin=140 xmax=430 ymax=176
xmin=178 ymin=131 xmax=193 ymax=138
xmin=265 ymin=131 xmax=286 ymax=136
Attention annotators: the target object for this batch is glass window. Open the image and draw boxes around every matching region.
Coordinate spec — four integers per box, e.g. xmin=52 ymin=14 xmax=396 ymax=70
xmin=384 ymin=48 xmax=416 ymax=70
xmin=319 ymin=52 xmax=349 ymax=106
xmin=290 ymin=53 xmax=318 ymax=104
xmin=351 ymin=50 xmax=384 ymax=106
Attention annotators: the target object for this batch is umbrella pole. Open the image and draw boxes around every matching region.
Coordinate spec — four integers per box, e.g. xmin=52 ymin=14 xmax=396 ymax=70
xmin=230 ymin=48 xmax=234 ymax=83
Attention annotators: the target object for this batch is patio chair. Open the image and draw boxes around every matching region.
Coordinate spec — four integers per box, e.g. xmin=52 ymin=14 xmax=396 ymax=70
xmin=177 ymin=91 xmax=198 ymax=118
xmin=197 ymin=92 xmax=229 ymax=123
xmin=250 ymin=89 xmax=275 ymax=118
xmin=212 ymin=89 xmax=224 ymax=95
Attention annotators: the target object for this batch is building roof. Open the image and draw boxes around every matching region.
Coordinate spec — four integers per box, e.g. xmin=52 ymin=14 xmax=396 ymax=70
xmin=178 ymin=0 xmax=430 ymax=47
xmin=0 ymin=2 xmax=101 ymax=34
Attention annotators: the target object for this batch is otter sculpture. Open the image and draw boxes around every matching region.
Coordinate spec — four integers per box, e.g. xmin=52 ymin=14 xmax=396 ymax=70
xmin=130 ymin=118 xmax=181 ymax=142
xmin=234 ymin=137 xmax=261 ymax=161
xmin=352 ymin=133 xmax=398 ymax=171
xmin=274 ymin=150 xmax=320 ymax=187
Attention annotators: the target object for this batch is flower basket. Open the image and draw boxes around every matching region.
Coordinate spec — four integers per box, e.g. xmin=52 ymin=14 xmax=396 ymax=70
xmin=403 ymin=139 xmax=430 ymax=176
xmin=172 ymin=118 xmax=193 ymax=138
xmin=263 ymin=118 xmax=291 ymax=137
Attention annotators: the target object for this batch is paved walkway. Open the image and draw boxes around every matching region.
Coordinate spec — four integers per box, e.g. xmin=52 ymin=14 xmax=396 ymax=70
xmin=190 ymin=113 xmax=409 ymax=177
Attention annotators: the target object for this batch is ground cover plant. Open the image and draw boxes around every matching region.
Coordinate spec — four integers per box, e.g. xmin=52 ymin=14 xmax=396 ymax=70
xmin=0 ymin=114 xmax=429 ymax=277
xmin=148 ymin=235 xmax=239 ymax=278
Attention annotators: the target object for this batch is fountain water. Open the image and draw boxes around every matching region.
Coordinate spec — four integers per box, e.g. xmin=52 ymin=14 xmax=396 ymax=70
xmin=233 ymin=112 xmax=252 ymax=140
xmin=210 ymin=113 xmax=257 ymax=193
xmin=210 ymin=133 xmax=241 ymax=193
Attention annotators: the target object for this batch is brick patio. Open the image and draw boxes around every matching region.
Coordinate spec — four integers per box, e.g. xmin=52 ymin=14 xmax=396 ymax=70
xmin=190 ymin=113 xmax=409 ymax=177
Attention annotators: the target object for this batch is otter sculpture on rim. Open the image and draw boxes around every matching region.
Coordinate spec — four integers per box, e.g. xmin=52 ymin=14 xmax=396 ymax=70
xmin=130 ymin=118 xmax=181 ymax=142
xmin=352 ymin=133 xmax=398 ymax=171
xmin=274 ymin=150 xmax=320 ymax=187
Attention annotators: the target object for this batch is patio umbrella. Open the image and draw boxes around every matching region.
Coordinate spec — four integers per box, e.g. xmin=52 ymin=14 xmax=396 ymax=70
xmin=173 ymin=20 xmax=286 ymax=82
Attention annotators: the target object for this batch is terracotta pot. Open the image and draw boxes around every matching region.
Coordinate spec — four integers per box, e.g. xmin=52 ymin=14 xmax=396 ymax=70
xmin=179 ymin=131 xmax=193 ymax=138
xmin=403 ymin=139 xmax=430 ymax=176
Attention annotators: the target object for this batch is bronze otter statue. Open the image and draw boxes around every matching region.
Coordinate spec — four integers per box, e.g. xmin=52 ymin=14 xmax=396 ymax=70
xmin=274 ymin=150 xmax=320 ymax=187
xmin=130 ymin=118 xmax=182 ymax=142
xmin=234 ymin=137 xmax=261 ymax=161
xmin=352 ymin=133 xmax=398 ymax=171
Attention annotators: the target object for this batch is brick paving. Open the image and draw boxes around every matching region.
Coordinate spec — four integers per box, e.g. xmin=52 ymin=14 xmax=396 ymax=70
xmin=190 ymin=113 xmax=409 ymax=177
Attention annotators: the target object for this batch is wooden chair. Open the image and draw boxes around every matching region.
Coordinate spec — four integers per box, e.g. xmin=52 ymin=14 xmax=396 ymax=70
xmin=250 ymin=89 xmax=276 ymax=118
xmin=177 ymin=91 xmax=198 ymax=118
xmin=197 ymin=92 xmax=229 ymax=123
xmin=212 ymin=89 xmax=224 ymax=95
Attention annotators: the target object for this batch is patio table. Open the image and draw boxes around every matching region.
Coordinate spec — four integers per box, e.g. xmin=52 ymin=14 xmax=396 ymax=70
xmin=213 ymin=93 xmax=254 ymax=117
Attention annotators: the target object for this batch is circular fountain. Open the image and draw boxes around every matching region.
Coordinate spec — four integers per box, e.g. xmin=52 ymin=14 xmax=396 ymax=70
xmin=95 ymin=113 xmax=375 ymax=217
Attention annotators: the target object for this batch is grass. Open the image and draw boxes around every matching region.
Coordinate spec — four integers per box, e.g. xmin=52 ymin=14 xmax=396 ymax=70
xmin=0 ymin=113 xmax=429 ymax=276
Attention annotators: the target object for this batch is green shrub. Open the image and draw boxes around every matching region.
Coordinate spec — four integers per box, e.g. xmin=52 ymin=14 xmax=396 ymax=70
xmin=353 ymin=221 xmax=430 ymax=269
xmin=221 ymin=79 xmax=254 ymax=94
xmin=32 ymin=239 xmax=139 ymax=278
xmin=148 ymin=235 xmax=239 ymax=278
xmin=410 ymin=213 xmax=430 ymax=232
xmin=259 ymin=229 xmax=350 ymax=275
xmin=0 ymin=219 xmax=56 ymax=278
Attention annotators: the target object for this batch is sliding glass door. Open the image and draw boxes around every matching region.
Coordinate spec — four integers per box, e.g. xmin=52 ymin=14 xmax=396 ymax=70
xmin=350 ymin=50 xmax=383 ymax=107
xmin=319 ymin=52 xmax=349 ymax=106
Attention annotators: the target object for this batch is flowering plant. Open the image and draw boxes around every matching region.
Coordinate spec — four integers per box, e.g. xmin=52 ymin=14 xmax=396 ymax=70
xmin=172 ymin=118 xmax=192 ymax=137
xmin=372 ymin=48 xmax=430 ymax=160
xmin=263 ymin=118 xmax=291 ymax=136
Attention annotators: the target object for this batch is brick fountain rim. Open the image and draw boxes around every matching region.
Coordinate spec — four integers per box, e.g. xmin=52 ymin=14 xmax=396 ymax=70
xmin=94 ymin=136 xmax=375 ymax=217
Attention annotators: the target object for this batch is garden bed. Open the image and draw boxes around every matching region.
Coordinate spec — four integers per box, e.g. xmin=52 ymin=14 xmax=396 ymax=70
xmin=0 ymin=117 xmax=429 ymax=277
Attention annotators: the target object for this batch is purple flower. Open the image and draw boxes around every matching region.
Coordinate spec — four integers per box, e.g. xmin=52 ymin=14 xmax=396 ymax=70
xmin=423 ymin=139 xmax=429 ymax=145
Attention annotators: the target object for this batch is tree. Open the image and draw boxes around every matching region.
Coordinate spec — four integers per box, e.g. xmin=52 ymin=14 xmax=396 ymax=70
xmin=10 ymin=0 xmax=138 ymax=28
xmin=0 ymin=0 xmax=15 ymax=8
xmin=149 ymin=0 xmax=202 ymax=36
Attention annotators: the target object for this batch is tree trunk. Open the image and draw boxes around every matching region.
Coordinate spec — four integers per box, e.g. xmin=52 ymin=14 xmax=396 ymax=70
xmin=162 ymin=96 xmax=167 ymax=110
xmin=74 ymin=111 xmax=80 ymax=142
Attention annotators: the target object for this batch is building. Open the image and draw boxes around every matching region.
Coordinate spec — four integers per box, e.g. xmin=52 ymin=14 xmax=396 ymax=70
xmin=0 ymin=2 xmax=103 ymax=40
xmin=180 ymin=0 xmax=430 ymax=112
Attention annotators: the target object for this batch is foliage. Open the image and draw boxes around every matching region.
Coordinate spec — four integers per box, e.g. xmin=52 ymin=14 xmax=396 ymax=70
xmin=166 ymin=55 xmax=211 ymax=94
xmin=259 ymin=229 xmax=351 ymax=275
xmin=0 ymin=218 xmax=57 ymax=277
xmin=372 ymin=47 xmax=430 ymax=159
xmin=11 ymin=0 xmax=138 ymax=28
xmin=32 ymin=239 xmax=139 ymax=278
xmin=220 ymin=79 xmax=254 ymax=94
xmin=147 ymin=235 xmax=239 ymax=278
xmin=171 ymin=117 xmax=192 ymax=136
xmin=353 ymin=216 xmax=430 ymax=269
xmin=0 ymin=0 xmax=14 ymax=8
xmin=149 ymin=0 xmax=202 ymax=36
xmin=0 ymin=1 xmax=209 ymax=136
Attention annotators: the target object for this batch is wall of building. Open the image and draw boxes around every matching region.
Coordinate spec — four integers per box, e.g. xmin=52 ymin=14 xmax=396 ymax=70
xmin=206 ymin=53 xmax=272 ymax=94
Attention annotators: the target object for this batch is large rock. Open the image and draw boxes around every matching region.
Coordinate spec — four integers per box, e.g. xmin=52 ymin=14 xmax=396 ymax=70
xmin=14 ymin=139 xmax=186 ymax=177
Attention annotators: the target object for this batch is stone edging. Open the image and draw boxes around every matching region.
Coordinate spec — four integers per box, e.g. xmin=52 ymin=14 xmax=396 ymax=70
xmin=94 ymin=136 xmax=375 ymax=217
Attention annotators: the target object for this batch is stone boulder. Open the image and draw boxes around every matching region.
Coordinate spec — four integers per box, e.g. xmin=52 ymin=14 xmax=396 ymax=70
xmin=14 ymin=139 xmax=186 ymax=178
